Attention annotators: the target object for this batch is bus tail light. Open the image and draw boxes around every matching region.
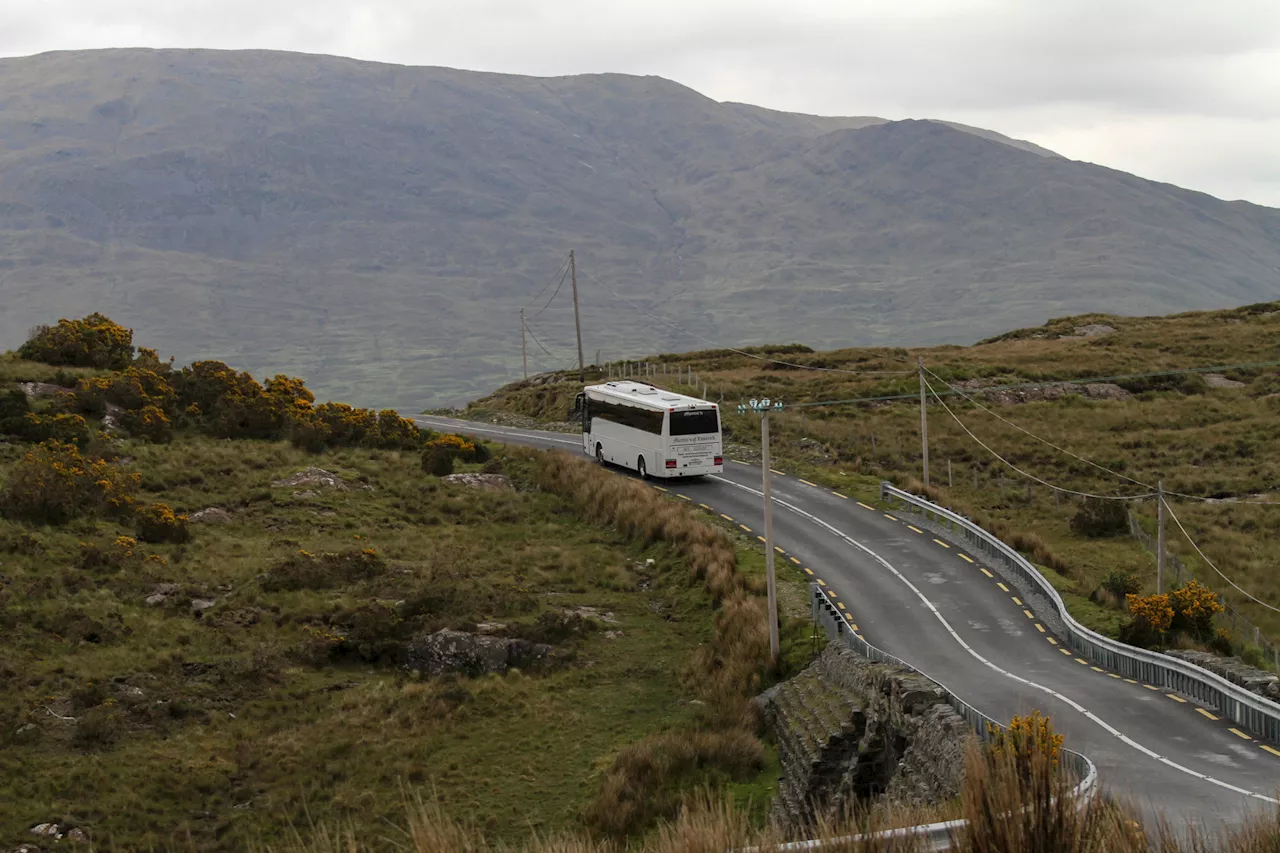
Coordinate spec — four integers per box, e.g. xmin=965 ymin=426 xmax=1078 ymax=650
xmin=665 ymin=459 xmax=677 ymax=469
xmin=713 ymin=456 xmax=723 ymax=466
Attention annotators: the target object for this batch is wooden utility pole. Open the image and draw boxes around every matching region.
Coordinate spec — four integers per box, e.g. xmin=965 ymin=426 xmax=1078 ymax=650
xmin=569 ymin=250 xmax=585 ymax=382
xmin=919 ymin=357 xmax=930 ymax=487
xmin=520 ymin=309 xmax=528 ymax=380
xmin=1157 ymin=480 xmax=1166 ymax=594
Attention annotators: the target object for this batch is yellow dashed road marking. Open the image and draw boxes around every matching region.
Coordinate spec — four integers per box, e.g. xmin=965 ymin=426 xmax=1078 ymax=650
xmin=1022 ymin=609 xmax=1034 ymax=619
xmin=1091 ymin=666 xmax=1106 ymax=672
xmin=980 ymin=568 xmax=994 ymax=578
xmin=884 ymin=513 xmax=899 ymax=521
xmin=770 ymin=469 xmax=785 ymax=476
xmin=816 ymin=579 xmax=827 ymax=587
xmin=1229 ymin=728 xmax=1253 ymax=741
xmin=1035 ymin=624 xmax=1046 ymax=633
xmin=1262 ymin=745 xmax=1280 ymax=758
xmin=828 ymin=591 xmax=838 ymax=598
xmin=790 ymin=557 xmax=801 ymax=565
xmin=739 ymin=524 xmax=752 ymax=532
xmin=857 ymin=501 xmax=875 ymax=510
xmin=1047 ymin=637 xmax=1058 ymax=645
xmin=834 ymin=492 xmax=849 ymax=499
xmin=907 ymin=525 xmax=924 ymax=534
xmin=654 ymin=486 xmax=668 ymax=492
xmin=1012 ymin=596 xmax=1023 ymax=605
xmin=837 ymin=602 xmax=846 ymax=610
xmin=1076 ymin=658 xmax=1089 ymax=665
xmin=996 ymin=582 xmax=1009 ymax=592
xmin=720 ymin=514 xmax=733 ymax=521
xmin=850 ymin=624 xmax=859 ymax=631
xmin=1108 ymin=673 xmax=1122 ymax=679
xmin=774 ymin=546 xmax=785 ymax=554
xmin=958 ymin=554 xmax=974 ymax=563
xmin=933 ymin=538 xmax=951 ymax=548
xmin=1060 ymin=648 xmax=1073 ymax=655
xmin=799 ymin=478 xmax=818 ymax=487
xmin=1195 ymin=708 xmax=1219 ymax=720
xmin=676 ymin=494 xmax=691 ymax=501
xmin=698 ymin=503 xmax=712 ymax=510
xmin=1124 ymin=679 xmax=1137 ymax=684
xmin=1167 ymin=694 xmax=1187 ymax=703
xmin=803 ymin=568 xmax=814 ymax=576
xmin=732 ymin=460 xmax=749 ymax=465
xmin=1143 ymin=684 xmax=1160 ymax=691
xmin=757 ymin=535 xmax=767 ymax=543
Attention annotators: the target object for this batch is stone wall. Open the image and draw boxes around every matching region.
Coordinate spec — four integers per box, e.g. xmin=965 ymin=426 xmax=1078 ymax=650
xmin=758 ymin=644 xmax=974 ymax=836
xmin=1165 ymin=650 xmax=1280 ymax=702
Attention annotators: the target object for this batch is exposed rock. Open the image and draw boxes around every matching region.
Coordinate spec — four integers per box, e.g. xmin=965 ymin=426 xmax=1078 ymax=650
xmin=11 ymin=843 xmax=43 ymax=853
xmin=760 ymin=644 xmax=974 ymax=834
xmin=441 ymin=473 xmax=515 ymax=492
xmin=1081 ymin=382 xmax=1132 ymax=401
xmin=190 ymin=598 xmax=218 ymax=616
xmin=16 ymin=381 xmax=70 ymax=399
xmin=1072 ymin=323 xmax=1117 ymax=337
xmin=562 ymin=605 xmax=618 ymax=624
xmin=399 ymin=629 xmax=551 ymax=677
xmin=1165 ymin=650 xmax=1280 ymax=702
xmin=144 ymin=583 xmax=180 ymax=606
xmin=28 ymin=824 xmax=59 ymax=838
xmin=956 ymin=379 xmax=1131 ymax=405
xmin=474 ymin=621 xmax=508 ymax=635
xmin=65 ymin=829 xmax=89 ymax=844
xmin=189 ymin=507 xmax=233 ymax=524
xmin=272 ymin=468 xmax=349 ymax=491
xmin=1204 ymin=373 xmax=1246 ymax=389
xmin=101 ymin=402 xmax=125 ymax=433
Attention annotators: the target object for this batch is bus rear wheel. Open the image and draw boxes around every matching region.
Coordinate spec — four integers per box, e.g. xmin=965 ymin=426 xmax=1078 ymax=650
xmin=595 ymin=443 xmax=605 ymax=465
xmin=637 ymin=457 xmax=647 ymax=479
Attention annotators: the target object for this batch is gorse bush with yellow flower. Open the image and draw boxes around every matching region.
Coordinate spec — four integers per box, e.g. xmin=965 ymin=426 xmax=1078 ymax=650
xmin=1123 ymin=580 xmax=1224 ymax=647
xmin=135 ymin=502 xmax=191 ymax=544
xmin=18 ymin=313 xmax=136 ymax=369
xmin=0 ymin=440 xmax=140 ymax=525
xmin=15 ymin=313 xmax=429 ymax=452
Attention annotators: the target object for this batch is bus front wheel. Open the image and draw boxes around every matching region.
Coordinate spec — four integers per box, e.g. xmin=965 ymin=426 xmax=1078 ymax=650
xmin=637 ymin=457 xmax=647 ymax=479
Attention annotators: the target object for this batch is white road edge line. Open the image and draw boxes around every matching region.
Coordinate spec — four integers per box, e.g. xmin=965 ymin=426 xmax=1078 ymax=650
xmin=708 ymin=474 xmax=1278 ymax=806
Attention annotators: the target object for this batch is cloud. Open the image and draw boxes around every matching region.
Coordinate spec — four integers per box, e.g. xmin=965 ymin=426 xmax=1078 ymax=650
xmin=2 ymin=0 xmax=1278 ymax=205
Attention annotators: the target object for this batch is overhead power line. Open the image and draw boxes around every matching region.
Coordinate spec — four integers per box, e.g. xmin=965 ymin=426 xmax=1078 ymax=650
xmin=583 ymin=269 xmax=914 ymax=377
xmin=923 ymin=365 xmax=1280 ymax=506
xmin=521 ymin=255 xmax=572 ymax=313
xmin=923 ymin=374 xmax=1155 ymax=501
xmin=1162 ymin=500 xmax=1280 ymax=614
xmin=529 ymin=264 xmax=571 ymax=319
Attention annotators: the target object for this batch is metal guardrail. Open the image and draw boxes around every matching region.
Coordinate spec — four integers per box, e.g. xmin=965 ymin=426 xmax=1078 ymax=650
xmin=777 ymin=583 xmax=1097 ymax=853
xmin=881 ymin=483 xmax=1280 ymax=744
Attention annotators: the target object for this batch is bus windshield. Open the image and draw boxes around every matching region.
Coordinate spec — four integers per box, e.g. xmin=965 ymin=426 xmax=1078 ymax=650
xmin=669 ymin=409 xmax=719 ymax=436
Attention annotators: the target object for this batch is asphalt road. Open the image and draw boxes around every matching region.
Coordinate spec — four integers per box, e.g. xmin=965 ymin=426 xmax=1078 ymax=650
xmin=412 ymin=415 xmax=1280 ymax=830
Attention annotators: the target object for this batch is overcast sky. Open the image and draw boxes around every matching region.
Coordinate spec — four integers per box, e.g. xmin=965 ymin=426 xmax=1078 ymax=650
xmin=3 ymin=0 xmax=1278 ymax=207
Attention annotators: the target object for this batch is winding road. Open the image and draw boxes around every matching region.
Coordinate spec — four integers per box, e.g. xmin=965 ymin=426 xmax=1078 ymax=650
xmin=413 ymin=415 xmax=1280 ymax=830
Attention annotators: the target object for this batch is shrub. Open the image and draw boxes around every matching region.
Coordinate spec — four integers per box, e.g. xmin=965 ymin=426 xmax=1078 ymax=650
xmin=136 ymin=503 xmax=191 ymax=544
xmin=260 ymin=548 xmax=385 ymax=592
xmin=987 ymin=710 xmax=1063 ymax=772
xmin=71 ymin=700 xmax=124 ymax=750
xmin=481 ymin=457 xmax=505 ymax=475
xmin=121 ymin=405 xmax=173 ymax=443
xmin=0 ymin=441 xmax=139 ymax=525
xmin=1070 ymin=497 xmax=1130 ymax=538
xmin=1122 ymin=592 xmax=1174 ymax=645
xmin=421 ymin=446 xmax=455 ymax=477
xmin=78 ymin=536 xmax=141 ymax=572
xmin=1169 ymin=579 xmax=1223 ymax=640
xmin=18 ymin=313 xmax=135 ymax=369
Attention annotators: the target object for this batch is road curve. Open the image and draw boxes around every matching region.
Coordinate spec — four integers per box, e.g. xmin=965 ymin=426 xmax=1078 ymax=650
xmin=411 ymin=415 xmax=1280 ymax=830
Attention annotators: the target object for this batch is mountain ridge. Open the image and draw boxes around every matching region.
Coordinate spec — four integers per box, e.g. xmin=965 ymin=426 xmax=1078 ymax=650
xmin=2 ymin=48 xmax=1278 ymax=407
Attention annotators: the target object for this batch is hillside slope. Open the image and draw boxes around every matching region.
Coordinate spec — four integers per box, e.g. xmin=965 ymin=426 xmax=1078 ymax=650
xmin=472 ymin=301 xmax=1280 ymax=662
xmin=2 ymin=48 xmax=1279 ymax=408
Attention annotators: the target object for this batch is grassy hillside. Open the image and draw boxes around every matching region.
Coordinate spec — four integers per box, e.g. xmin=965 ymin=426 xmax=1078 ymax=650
xmin=0 ymin=317 xmax=813 ymax=850
xmin=472 ymin=301 xmax=1280 ymax=664
xmin=3 ymin=49 xmax=1280 ymax=408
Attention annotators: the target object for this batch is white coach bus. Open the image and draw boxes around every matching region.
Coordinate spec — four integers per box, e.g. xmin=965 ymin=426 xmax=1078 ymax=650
xmin=574 ymin=382 xmax=723 ymax=479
